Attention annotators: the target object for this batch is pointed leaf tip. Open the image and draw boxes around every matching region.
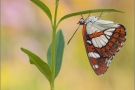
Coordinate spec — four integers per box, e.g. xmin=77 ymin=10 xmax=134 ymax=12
xmin=30 ymin=0 xmax=52 ymax=23
xmin=21 ymin=47 xmax=52 ymax=84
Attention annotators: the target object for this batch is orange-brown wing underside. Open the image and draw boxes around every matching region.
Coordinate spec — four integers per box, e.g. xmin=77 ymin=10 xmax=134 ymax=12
xmin=82 ymin=24 xmax=126 ymax=75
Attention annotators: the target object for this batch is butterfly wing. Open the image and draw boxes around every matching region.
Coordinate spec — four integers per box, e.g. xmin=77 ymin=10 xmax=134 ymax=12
xmin=82 ymin=20 xmax=126 ymax=76
xmin=95 ymin=20 xmax=120 ymax=31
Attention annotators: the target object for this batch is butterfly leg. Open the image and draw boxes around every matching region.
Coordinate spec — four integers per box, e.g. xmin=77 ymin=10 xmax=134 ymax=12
xmin=98 ymin=11 xmax=110 ymax=20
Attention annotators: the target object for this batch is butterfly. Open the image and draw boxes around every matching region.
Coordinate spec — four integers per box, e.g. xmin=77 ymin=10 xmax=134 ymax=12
xmin=68 ymin=14 xmax=126 ymax=76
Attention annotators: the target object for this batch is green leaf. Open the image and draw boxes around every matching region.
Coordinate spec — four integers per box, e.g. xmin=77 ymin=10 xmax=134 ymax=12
xmin=21 ymin=47 xmax=52 ymax=84
xmin=55 ymin=30 xmax=65 ymax=78
xmin=57 ymin=9 xmax=124 ymax=27
xmin=47 ymin=29 xmax=65 ymax=78
xmin=30 ymin=0 xmax=52 ymax=23
xmin=47 ymin=43 xmax=52 ymax=67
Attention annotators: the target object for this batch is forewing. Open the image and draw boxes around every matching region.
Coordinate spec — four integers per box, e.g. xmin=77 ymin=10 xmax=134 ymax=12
xmin=94 ymin=20 xmax=119 ymax=31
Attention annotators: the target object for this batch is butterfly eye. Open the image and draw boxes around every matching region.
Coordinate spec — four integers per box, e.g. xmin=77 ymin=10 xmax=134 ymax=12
xmin=78 ymin=18 xmax=85 ymax=25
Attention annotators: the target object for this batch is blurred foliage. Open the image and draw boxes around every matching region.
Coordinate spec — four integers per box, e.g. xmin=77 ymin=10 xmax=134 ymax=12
xmin=1 ymin=0 xmax=134 ymax=90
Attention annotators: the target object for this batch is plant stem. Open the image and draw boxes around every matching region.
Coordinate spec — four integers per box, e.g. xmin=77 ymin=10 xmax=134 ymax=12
xmin=51 ymin=29 xmax=56 ymax=90
xmin=51 ymin=0 xmax=59 ymax=90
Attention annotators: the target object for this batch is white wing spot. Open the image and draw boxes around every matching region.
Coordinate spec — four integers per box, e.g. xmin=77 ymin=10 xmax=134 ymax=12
xmin=87 ymin=40 xmax=92 ymax=44
xmin=88 ymin=52 xmax=100 ymax=58
xmin=104 ymin=31 xmax=113 ymax=36
xmin=95 ymin=37 xmax=102 ymax=48
xmin=121 ymin=42 xmax=124 ymax=46
xmin=97 ymin=37 xmax=106 ymax=47
xmin=106 ymin=59 xmax=111 ymax=67
xmin=93 ymin=65 xmax=99 ymax=69
xmin=92 ymin=38 xmax=98 ymax=47
xmin=105 ymin=56 xmax=113 ymax=67
xmin=99 ymin=74 xmax=104 ymax=76
xmin=106 ymin=35 xmax=110 ymax=39
xmin=117 ymin=47 xmax=121 ymax=51
xmin=100 ymin=35 xmax=108 ymax=43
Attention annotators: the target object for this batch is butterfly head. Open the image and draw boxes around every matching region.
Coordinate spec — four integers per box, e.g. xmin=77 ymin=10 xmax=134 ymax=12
xmin=78 ymin=16 xmax=99 ymax=25
xmin=78 ymin=18 xmax=85 ymax=25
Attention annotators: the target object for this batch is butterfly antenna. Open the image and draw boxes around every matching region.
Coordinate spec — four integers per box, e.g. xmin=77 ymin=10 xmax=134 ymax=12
xmin=67 ymin=25 xmax=80 ymax=45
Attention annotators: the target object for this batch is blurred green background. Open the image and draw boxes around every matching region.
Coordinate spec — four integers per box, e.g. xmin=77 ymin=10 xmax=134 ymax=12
xmin=1 ymin=0 xmax=134 ymax=90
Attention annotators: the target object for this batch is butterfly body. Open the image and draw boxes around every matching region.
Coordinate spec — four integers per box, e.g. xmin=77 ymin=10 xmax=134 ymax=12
xmin=78 ymin=16 xmax=126 ymax=76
